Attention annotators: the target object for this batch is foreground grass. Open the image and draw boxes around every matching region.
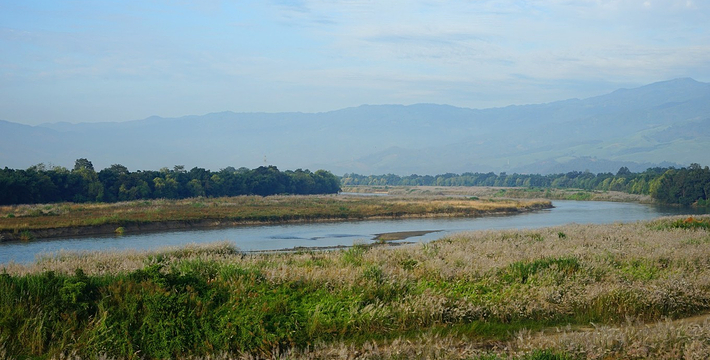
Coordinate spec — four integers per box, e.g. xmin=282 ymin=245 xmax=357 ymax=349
xmin=1 ymin=216 xmax=710 ymax=359
xmin=0 ymin=195 xmax=550 ymax=240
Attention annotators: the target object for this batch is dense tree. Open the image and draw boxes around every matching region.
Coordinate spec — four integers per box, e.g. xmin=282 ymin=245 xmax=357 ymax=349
xmin=70 ymin=161 xmax=103 ymax=202
xmin=3 ymin=160 xmax=709 ymax=206
xmin=649 ymin=164 xmax=710 ymax=206
xmin=0 ymin=160 xmax=341 ymax=205
xmin=246 ymin=166 xmax=287 ymax=196
xmin=73 ymin=158 xmax=94 ymax=172
xmin=98 ymin=164 xmax=130 ymax=202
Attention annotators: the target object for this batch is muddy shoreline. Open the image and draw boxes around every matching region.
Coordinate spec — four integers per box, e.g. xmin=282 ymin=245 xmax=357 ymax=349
xmin=373 ymin=230 xmax=442 ymax=241
xmin=249 ymin=230 xmax=434 ymax=254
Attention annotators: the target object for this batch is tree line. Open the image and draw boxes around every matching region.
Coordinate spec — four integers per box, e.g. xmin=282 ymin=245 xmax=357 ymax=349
xmin=0 ymin=159 xmax=341 ymax=205
xmin=342 ymin=164 xmax=710 ymax=206
xmin=3 ymin=159 xmax=708 ymax=206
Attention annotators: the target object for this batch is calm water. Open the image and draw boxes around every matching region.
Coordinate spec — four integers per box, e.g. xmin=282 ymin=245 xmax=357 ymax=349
xmin=1 ymin=200 xmax=707 ymax=264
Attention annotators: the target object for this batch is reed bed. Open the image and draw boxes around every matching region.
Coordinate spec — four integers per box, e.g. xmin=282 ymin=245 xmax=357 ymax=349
xmin=1 ymin=215 xmax=709 ymax=359
xmin=0 ymin=195 xmax=550 ymax=238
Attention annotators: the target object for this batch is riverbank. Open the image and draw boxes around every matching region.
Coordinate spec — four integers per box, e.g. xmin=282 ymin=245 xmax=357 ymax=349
xmin=2 ymin=216 xmax=709 ymax=359
xmin=342 ymin=185 xmax=653 ymax=203
xmin=0 ymin=195 xmax=552 ymax=242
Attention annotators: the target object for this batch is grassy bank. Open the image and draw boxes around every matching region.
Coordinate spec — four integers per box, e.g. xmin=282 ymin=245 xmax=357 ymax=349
xmin=342 ymin=186 xmax=652 ymax=203
xmin=1 ymin=216 xmax=709 ymax=359
xmin=491 ymin=188 xmax=652 ymax=203
xmin=0 ymin=195 xmax=550 ymax=241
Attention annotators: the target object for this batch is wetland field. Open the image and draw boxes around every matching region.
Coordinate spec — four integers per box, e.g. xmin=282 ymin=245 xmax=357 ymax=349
xmin=1 ymin=215 xmax=710 ymax=359
xmin=0 ymin=194 xmax=550 ymax=241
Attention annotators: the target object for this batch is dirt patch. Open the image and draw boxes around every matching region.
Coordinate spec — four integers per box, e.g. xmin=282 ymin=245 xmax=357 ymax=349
xmin=374 ymin=230 xmax=442 ymax=241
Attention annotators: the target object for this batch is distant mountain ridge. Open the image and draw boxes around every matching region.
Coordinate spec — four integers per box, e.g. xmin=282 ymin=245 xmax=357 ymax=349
xmin=1 ymin=78 xmax=708 ymax=175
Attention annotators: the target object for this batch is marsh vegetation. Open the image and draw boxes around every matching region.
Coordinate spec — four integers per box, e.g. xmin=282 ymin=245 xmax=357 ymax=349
xmin=2 ymin=216 xmax=709 ymax=359
xmin=0 ymin=195 xmax=551 ymax=241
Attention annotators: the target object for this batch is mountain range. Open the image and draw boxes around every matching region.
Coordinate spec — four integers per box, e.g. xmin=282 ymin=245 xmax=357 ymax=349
xmin=2 ymin=78 xmax=709 ymax=175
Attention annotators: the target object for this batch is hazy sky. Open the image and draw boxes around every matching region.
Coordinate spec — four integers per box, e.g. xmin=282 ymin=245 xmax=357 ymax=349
xmin=1 ymin=0 xmax=709 ymax=125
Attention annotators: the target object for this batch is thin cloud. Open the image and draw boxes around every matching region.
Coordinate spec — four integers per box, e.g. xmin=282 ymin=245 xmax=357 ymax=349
xmin=0 ymin=0 xmax=708 ymax=124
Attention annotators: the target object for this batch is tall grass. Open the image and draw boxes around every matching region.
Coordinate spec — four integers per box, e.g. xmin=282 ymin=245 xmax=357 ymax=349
xmin=1 ymin=215 xmax=709 ymax=359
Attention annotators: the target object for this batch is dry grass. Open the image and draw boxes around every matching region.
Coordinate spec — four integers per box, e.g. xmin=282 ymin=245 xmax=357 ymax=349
xmin=2 ymin=215 xmax=709 ymax=359
xmin=0 ymin=195 xmax=550 ymax=237
xmin=200 ymin=317 xmax=710 ymax=359
xmin=511 ymin=316 xmax=710 ymax=360
xmin=343 ymin=186 xmax=653 ymax=203
xmin=343 ymin=186 xmax=509 ymax=198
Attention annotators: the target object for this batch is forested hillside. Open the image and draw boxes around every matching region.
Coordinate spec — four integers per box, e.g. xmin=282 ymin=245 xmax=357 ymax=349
xmin=343 ymin=164 xmax=710 ymax=206
xmin=0 ymin=159 xmax=340 ymax=205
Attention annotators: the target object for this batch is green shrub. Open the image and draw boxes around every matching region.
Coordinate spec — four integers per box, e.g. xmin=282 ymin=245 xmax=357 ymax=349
xmin=19 ymin=230 xmax=34 ymax=241
xmin=341 ymin=245 xmax=367 ymax=266
xmin=362 ymin=265 xmax=384 ymax=283
xmin=400 ymin=258 xmax=419 ymax=271
xmin=619 ymin=259 xmax=660 ymax=281
xmin=500 ymin=257 xmax=580 ymax=284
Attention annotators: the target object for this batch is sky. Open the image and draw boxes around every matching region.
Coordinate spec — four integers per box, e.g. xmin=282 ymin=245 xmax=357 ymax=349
xmin=1 ymin=0 xmax=709 ymax=125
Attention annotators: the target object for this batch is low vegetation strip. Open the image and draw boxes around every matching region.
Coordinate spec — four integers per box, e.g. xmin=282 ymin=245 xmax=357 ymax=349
xmin=342 ymin=163 xmax=710 ymax=206
xmin=343 ymin=185 xmax=652 ymax=203
xmin=0 ymin=195 xmax=550 ymax=241
xmin=1 ymin=216 xmax=709 ymax=359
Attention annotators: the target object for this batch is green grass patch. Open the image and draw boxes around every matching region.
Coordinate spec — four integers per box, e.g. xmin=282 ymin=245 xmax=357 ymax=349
xmin=0 ymin=257 xmax=583 ymax=359
xmin=618 ymin=259 xmax=662 ymax=281
xmin=341 ymin=244 xmax=367 ymax=266
xmin=652 ymin=216 xmax=710 ymax=230
xmin=498 ymin=257 xmax=581 ymax=285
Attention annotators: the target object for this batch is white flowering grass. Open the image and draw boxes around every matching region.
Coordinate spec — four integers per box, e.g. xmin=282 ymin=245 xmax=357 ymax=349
xmin=2 ymin=215 xmax=709 ymax=359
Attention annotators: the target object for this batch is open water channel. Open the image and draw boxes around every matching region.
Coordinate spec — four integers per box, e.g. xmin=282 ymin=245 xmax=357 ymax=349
xmin=1 ymin=200 xmax=708 ymax=264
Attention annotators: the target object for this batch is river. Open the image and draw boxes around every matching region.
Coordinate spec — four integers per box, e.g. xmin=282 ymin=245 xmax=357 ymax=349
xmin=1 ymin=200 xmax=708 ymax=264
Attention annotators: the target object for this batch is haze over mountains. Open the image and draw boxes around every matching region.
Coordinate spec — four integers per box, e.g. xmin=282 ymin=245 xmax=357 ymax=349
xmin=2 ymin=78 xmax=709 ymax=175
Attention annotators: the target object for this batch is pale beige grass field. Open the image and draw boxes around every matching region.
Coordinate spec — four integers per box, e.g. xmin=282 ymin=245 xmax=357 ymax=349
xmin=3 ymin=215 xmax=709 ymax=359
